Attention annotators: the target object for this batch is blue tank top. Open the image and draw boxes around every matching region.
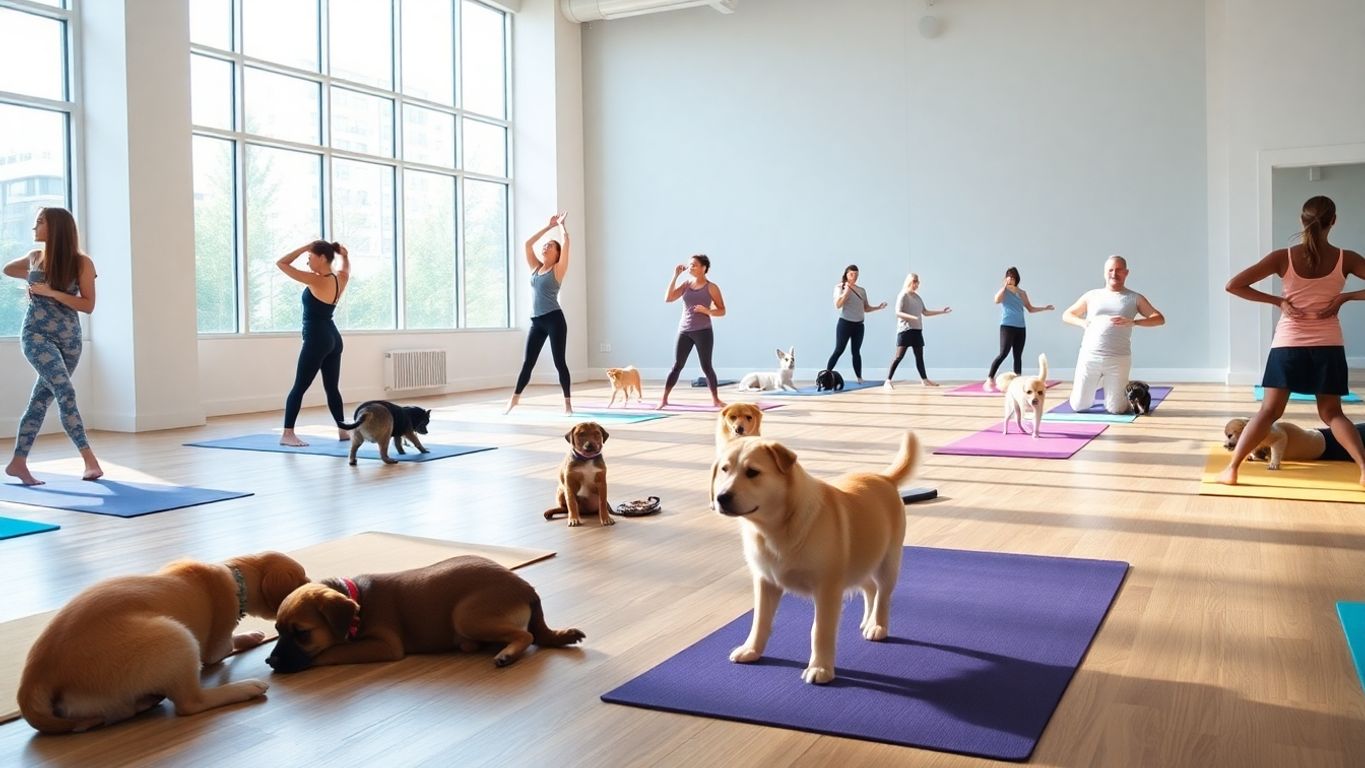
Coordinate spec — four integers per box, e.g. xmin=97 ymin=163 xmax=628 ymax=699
xmin=1000 ymin=290 xmax=1025 ymax=328
xmin=679 ymin=282 xmax=713 ymax=332
xmin=302 ymin=274 xmax=339 ymax=327
xmin=26 ymin=253 xmax=80 ymax=322
xmin=530 ymin=269 xmax=562 ymax=317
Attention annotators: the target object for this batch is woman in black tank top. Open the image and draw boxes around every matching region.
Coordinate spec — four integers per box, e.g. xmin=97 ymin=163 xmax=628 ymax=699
xmin=276 ymin=240 xmax=351 ymax=447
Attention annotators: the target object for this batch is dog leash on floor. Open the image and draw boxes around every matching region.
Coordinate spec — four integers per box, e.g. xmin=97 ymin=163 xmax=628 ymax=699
xmin=611 ymin=496 xmax=662 ymax=517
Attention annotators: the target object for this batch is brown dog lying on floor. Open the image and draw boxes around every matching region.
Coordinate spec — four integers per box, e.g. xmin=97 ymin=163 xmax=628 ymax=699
xmin=19 ymin=552 xmax=308 ymax=734
xmin=544 ymin=421 xmax=613 ymax=526
xmin=715 ymin=402 xmax=763 ymax=452
xmin=265 ymin=555 xmax=584 ymax=672
xmin=1223 ymin=417 xmax=1326 ymax=469
xmin=605 ymin=365 xmax=643 ymax=407
xmin=712 ymin=431 xmax=919 ymax=685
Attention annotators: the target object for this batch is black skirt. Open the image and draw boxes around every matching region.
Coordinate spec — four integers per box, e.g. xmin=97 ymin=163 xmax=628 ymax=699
xmin=1261 ymin=345 xmax=1348 ymax=395
xmin=897 ymin=329 xmax=925 ymax=348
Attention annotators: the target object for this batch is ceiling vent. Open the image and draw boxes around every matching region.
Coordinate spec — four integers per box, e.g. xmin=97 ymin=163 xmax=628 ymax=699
xmin=561 ymin=0 xmax=737 ymax=23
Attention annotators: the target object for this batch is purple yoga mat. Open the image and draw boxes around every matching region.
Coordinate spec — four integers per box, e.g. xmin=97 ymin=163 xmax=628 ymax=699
xmin=575 ymin=400 xmax=783 ymax=413
xmin=943 ymin=380 xmax=1062 ymax=397
xmin=933 ymin=421 xmax=1107 ymax=459
xmin=603 ymin=546 xmax=1129 ymax=761
xmin=1049 ymin=385 xmax=1173 ymax=415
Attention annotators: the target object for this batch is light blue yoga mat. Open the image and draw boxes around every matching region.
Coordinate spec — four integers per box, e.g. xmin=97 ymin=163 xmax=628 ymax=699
xmin=0 ymin=477 xmax=250 ymax=518
xmin=0 ymin=516 xmax=60 ymax=540
xmin=1337 ymin=602 xmax=1365 ymax=693
xmin=1254 ymin=386 xmax=1361 ymax=404
xmin=1044 ymin=386 xmax=1173 ymax=424
xmin=185 ymin=434 xmax=496 ymax=462
xmin=442 ymin=409 xmax=668 ymax=426
xmin=768 ymin=380 xmax=885 ymax=397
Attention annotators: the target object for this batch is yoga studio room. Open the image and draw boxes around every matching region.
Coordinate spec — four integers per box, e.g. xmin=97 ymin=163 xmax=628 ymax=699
xmin=3 ymin=0 xmax=1365 ymax=765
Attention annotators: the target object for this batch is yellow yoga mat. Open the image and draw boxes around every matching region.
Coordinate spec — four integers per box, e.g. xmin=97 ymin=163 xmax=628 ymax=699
xmin=1199 ymin=445 xmax=1365 ymax=503
xmin=0 ymin=532 xmax=554 ymax=725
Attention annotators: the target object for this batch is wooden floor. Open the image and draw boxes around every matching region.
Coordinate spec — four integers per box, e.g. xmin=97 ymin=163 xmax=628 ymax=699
xmin=2 ymin=379 xmax=1364 ymax=767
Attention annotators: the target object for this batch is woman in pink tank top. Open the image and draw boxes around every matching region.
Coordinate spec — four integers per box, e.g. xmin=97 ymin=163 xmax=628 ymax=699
xmin=1219 ymin=196 xmax=1365 ymax=486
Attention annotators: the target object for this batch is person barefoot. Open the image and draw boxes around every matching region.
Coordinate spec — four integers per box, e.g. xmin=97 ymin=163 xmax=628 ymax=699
xmin=657 ymin=255 xmax=727 ymax=410
xmin=280 ymin=429 xmax=309 ymax=447
xmin=508 ymin=213 xmax=575 ymax=415
xmin=5 ymin=457 xmax=43 ymax=486
xmin=277 ymin=240 xmax=351 ymax=445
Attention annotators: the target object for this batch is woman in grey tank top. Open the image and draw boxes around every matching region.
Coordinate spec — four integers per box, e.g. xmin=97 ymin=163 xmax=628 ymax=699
xmin=823 ymin=264 xmax=887 ymax=383
xmin=658 ymin=255 xmax=728 ymax=408
xmin=506 ymin=212 xmax=574 ymax=414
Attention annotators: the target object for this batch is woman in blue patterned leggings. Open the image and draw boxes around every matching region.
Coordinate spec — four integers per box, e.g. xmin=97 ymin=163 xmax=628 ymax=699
xmin=3 ymin=208 xmax=102 ymax=486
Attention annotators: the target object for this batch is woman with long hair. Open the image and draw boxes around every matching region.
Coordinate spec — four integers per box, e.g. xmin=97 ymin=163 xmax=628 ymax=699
xmin=983 ymin=266 xmax=1054 ymax=390
xmin=277 ymin=240 xmax=350 ymax=447
xmin=883 ymin=272 xmax=951 ymax=389
xmin=1219 ymin=195 xmax=1365 ymax=485
xmin=824 ymin=264 xmax=887 ymax=384
xmin=658 ymin=254 xmax=727 ymax=409
xmin=3 ymin=207 xmax=102 ymax=485
xmin=506 ymin=213 xmax=573 ymax=415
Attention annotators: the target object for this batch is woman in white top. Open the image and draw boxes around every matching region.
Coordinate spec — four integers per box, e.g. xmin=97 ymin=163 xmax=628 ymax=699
xmin=883 ymin=272 xmax=951 ymax=388
xmin=823 ymin=265 xmax=887 ymax=384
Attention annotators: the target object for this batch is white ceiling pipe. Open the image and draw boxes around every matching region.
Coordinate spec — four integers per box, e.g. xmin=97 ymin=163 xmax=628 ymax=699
xmin=561 ymin=0 xmax=736 ymax=23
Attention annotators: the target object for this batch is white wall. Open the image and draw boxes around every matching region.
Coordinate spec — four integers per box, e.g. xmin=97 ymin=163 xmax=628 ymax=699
xmin=1206 ymin=0 xmax=1365 ymax=382
xmin=581 ymin=0 xmax=1208 ymax=381
xmin=1271 ymin=163 xmax=1365 ymax=359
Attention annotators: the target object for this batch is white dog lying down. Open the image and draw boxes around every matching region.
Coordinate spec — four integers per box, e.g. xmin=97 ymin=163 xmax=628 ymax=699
xmin=739 ymin=348 xmax=797 ymax=392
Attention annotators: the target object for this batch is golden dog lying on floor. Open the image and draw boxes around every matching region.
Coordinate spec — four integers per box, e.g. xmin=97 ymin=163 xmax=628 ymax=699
xmin=711 ymin=431 xmax=919 ymax=684
xmin=265 ymin=555 xmax=584 ymax=672
xmin=19 ymin=552 xmax=308 ymax=733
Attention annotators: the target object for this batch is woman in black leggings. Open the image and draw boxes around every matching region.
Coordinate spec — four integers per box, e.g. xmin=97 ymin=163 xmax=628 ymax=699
xmin=984 ymin=266 xmax=1053 ymax=391
xmin=658 ymin=255 xmax=727 ymax=409
xmin=824 ymin=264 xmax=887 ymax=384
xmin=277 ymin=240 xmax=349 ymax=446
xmin=507 ymin=213 xmax=573 ymax=414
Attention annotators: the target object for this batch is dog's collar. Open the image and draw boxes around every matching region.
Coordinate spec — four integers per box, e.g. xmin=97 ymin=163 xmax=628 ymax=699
xmin=340 ymin=577 xmax=362 ymax=640
xmin=230 ymin=566 xmax=247 ymax=620
xmin=571 ymin=449 xmax=600 ymax=462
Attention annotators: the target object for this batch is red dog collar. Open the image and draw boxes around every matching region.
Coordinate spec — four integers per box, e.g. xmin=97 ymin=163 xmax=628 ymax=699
xmin=340 ymin=577 xmax=362 ymax=640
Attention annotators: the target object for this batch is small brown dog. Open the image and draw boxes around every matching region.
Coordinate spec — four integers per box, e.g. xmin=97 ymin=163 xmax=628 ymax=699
xmin=339 ymin=400 xmax=432 ymax=465
xmin=605 ymin=366 xmax=643 ymax=407
xmin=544 ymin=421 xmax=613 ymax=526
xmin=716 ymin=402 xmax=764 ymax=452
xmin=266 ymin=555 xmax=585 ymax=672
xmin=19 ymin=552 xmax=308 ymax=734
xmin=712 ymin=432 xmax=919 ymax=685
xmin=1223 ymin=417 xmax=1326 ymax=469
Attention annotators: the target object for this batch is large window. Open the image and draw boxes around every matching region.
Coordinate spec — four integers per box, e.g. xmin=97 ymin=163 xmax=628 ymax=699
xmin=191 ymin=0 xmax=512 ymax=334
xmin=0 ymin=0 xmax=76 ymax=337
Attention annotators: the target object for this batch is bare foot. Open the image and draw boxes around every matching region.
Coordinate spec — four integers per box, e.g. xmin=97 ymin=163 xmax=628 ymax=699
xmin=882 ymin=380 xmax=895 ymax=390
xmin=280 ymin=430 xmax=309 ymax=447
xmin=856 ymin=379 xmax=865 ymax=385
xmin=655 ymin=401 xmax=670 ymax=411
xmin=82 ymin=465 xmax=104 ymax=481
xmin=4 ymin=459 xmax=43 ymax=486
xmin=563 ymin=399 xmax=574 ymax=415
xmin=983 ymin=379 xmax=996 ymax=392
xmin=503 ymin=394 xmax=520 ymax=415
xmin=922 ymin=380 xmax=940 ymax=387
xmin=712 ymin=400 xmax=727 ymax=408
xmin=1358 ymin=470 xmax=1365 ymax=488
xmin=1214 ymin=466 xmax=1238 ymax=485
xmin=337 ymin=429 xmax=350 ymax=441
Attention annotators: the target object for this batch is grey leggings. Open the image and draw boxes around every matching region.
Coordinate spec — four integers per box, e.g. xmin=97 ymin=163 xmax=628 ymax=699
xmin=16 ymin=301 xmax=89 ymax=456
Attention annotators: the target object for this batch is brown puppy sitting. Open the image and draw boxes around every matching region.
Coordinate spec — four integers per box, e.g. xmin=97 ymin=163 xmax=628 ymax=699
xmin=265 ymin=555 xmax=584 ymax=672
xmin=712 ymin=431 xmax=918 ymax=684
xmin=544 ymin=421 xmax=613 ymax=527
xmin=19 ymin=552 xmax=308 ymax=734
xmin=339 ymin=400 xmax=432 ymax=465
xmin=605 ymin=365 xmax=643 ymax=407
xmin=1223 ymin=417 xmax=1326 ymax=469
xmin=715 ymin=402 xmax=764 ymax=452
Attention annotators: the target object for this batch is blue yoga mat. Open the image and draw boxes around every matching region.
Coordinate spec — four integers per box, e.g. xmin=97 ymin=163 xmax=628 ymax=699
xmin=1337 ymin=602 xmax=1365 ymax=693
xmin=441 ymin=409 xmax=668 ymax=426
xmin=1044 ymin=386 xmax=1173 ymax=424
xmin=0 ymin=516 xmax=59 ymax=540
xmin=767 ymin=380 xmax=884 ymax=397
xmin=184 ymin=434 xmax=497 ymax=462
xmin=1254 ymin=386 xmax=1361 ymax=404
xmin=603 ymin=546 xmax=1129 ymax=761
xmin=0 ymin=477 xmax=251 ymax=518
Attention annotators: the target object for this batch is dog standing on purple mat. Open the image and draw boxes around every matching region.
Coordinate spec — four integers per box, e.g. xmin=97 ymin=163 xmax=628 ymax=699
xmin=711 ymin=431 xmax=918 ymax=684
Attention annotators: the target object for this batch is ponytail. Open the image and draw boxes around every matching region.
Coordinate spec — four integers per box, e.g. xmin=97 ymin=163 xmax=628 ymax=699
xmin=1299 ymin=195 xmax=1337 ymax=270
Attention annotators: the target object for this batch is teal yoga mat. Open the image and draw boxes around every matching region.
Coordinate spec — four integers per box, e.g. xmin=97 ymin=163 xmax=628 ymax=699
xmin=1253 ymin=386 xmax=1361 ymax=404
xmin=0 ymin=516 xmax=59 ymax=540
xmin=1337 ymin=602 xmax=1365 ymax=693
xmin=185 ymin=434 xmax=496 ymax=462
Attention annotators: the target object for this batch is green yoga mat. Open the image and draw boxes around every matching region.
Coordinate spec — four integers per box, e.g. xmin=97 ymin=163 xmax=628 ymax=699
xmin=1337 ymin=602 xmax=1365 ymax=693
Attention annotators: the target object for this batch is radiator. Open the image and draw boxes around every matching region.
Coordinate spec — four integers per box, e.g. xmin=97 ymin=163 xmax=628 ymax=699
xmin=384 ymin=349 xmax=448 ymax=391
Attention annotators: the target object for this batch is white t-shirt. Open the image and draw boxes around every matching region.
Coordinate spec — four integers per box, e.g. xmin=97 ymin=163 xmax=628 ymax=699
xmin=1079 ymin=287 xmax=1140 ymax=357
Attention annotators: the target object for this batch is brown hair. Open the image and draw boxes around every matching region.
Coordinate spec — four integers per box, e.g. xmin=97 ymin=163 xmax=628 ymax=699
xmin=840 ymin=264 xmax=859 ymax=290
xmin=1299 ymin=196 xmax=1337 ymax=269
xmin=309 ymin=240 xmax=343 ymax=263
xmin=692 ymin=254 xmax=711 ymax=273
xmin=1005 ymin=266 xmax=1021 ymax=285
xmin=38 ymin=207 xmax=82 ymax=293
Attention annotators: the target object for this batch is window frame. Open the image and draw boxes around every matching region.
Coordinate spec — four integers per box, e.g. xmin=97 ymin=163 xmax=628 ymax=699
xmin=190 ymin=0 xmax=514 ymax=336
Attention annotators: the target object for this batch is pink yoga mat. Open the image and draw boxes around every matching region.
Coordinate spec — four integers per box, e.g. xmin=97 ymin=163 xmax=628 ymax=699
xmin=576 ymin=400 xmax=784 ymax=413
xmin=943 ymin=380 xmax=1063 ymax=397
xmin=934 ymin=421 xmax=1107 ymax=459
